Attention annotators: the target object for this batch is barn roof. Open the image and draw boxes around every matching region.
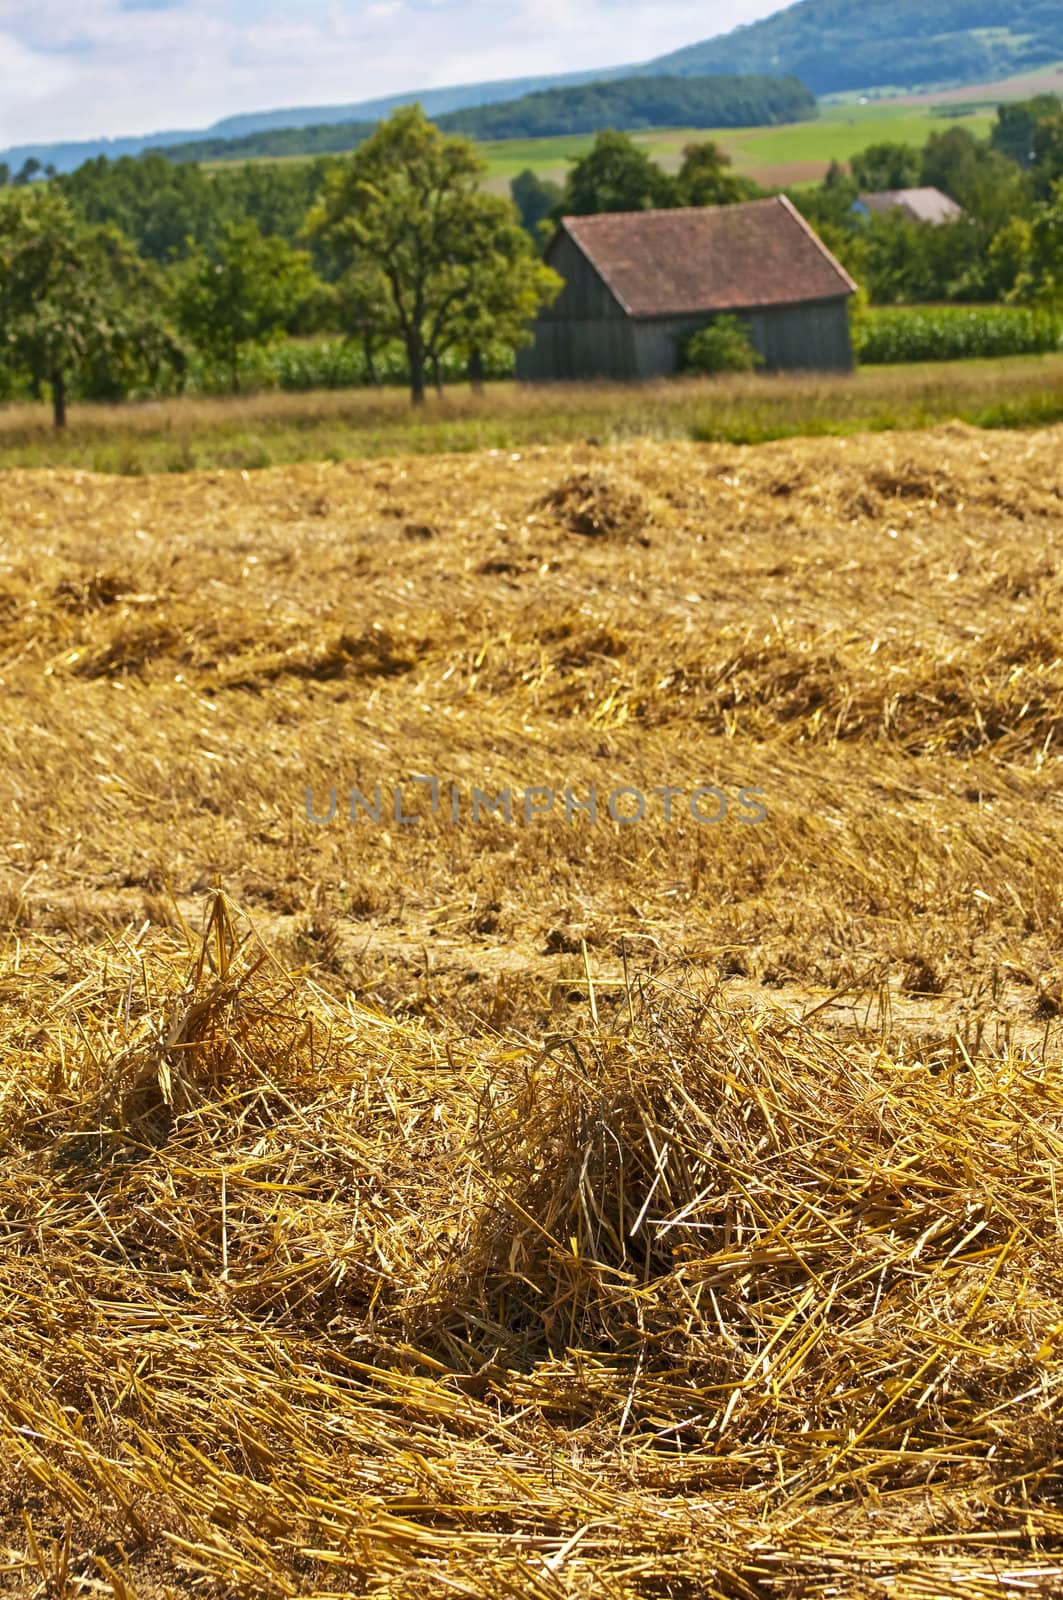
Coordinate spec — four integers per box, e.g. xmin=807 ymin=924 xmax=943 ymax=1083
xmin=555 ymin=196 xmax=858 ymax=318
xmin=856 ymin=187 xmax=964 ymax=225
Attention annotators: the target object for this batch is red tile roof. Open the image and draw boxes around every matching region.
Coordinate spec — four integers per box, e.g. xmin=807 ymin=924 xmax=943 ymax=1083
xmin=557 ymin=196 xmax=858 ymax=317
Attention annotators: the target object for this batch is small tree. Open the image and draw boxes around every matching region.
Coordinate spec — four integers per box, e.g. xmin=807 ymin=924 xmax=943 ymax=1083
xmin=1018 ymin=178 xmax=1063 ymax=307
xmin=335 ymin=263 xmax=392 ymax=385
xmin=174 ymin=220 xmax=318 ymax=392
xmin=0 ymin=187 xmax=181 ymax=427
xmin=992 ymin=95 xmax=1061 ymax=169
xmin=310 ymin=106 xmax=560 ymax=405
xmin=683 ymin=316 xmax=763 ymax=375
xmin=511 ymin=168 xmax=563 ymax=241
xmin=676 ymin=141 xmax=757 ymax=207
xmin=986 ymin=216 xmax=1035 ymax=300
xmin=850 ymin=142 xmax=921 ymax=193
xmin=448 ymin=193 xmax=562 ymax=391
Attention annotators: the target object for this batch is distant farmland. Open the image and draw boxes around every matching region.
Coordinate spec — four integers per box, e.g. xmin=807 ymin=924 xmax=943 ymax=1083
xmin=475 ymin=102 xmax=998 ymax=193
xmin=203 ymin=101 xmax=1000 ymax=190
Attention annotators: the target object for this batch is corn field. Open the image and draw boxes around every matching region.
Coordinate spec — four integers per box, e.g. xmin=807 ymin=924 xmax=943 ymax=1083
xmin=854 ymin=303 xmax=1063 ymax=364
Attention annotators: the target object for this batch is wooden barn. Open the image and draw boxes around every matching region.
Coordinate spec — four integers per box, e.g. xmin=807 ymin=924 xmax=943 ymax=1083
xmin=517 ymin=195 xmax=858 ymax=381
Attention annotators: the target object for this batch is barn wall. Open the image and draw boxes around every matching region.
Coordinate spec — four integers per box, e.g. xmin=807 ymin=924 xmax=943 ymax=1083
xmin=542 ymin=232 xmax=626 ymax=321
xmin=516 ymin=230 xmax=636 ymax=380
xmin=516 ymin=318 xmax=638 ymax=380
xmin=746 ymin=298 xmax=854 ymax=372
xmin=630 ymin=317 xmax=705 ymax=377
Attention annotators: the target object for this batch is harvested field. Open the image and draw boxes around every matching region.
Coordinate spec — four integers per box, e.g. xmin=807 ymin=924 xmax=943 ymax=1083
xmin=2 ymin=423 xmax=1063 ymax=1596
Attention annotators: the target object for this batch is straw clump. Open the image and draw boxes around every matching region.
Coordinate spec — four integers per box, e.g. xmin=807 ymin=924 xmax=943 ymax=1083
xmin=2 ymin=891 xmax=1063 ymax=1597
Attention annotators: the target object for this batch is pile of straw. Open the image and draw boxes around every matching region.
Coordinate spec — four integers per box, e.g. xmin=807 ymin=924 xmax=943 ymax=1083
xmin=2 ymin=891 xmax=1061 ymax=1596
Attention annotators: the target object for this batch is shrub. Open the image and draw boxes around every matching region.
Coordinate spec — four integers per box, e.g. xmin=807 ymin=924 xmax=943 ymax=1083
xmin=683 ymin=316 xmax=764 ymax=375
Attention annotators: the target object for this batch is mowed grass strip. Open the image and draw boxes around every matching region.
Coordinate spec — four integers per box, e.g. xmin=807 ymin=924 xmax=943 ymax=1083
xmin=1 ymin=353 xmax=1062 ymax=473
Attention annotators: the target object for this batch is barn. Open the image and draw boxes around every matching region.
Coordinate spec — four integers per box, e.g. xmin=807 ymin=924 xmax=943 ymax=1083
xmin=517 ymin=195 xmax=858 ymax=382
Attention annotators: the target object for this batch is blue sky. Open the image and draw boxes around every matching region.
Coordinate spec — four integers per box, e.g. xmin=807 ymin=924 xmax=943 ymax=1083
xmin=0 ymin=0 xmax=786 ymax=144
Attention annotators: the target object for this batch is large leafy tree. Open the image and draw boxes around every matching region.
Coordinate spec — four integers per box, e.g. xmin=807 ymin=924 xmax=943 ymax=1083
xmin=560 ymin=129 xmax=678 ymax=216
xmin=173 ymin=219 xmax=319 ymax=391
xmin=0 ymin=187 xmax=181 ymax=427
xmin=309 ymin=105 xmax=560 ymax=404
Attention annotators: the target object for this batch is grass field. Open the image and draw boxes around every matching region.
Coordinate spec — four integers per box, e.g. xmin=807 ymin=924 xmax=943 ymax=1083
xmin=1 ymin=352 xmax=1062 ymax=473
xmin=2 ymin=417 xmax=1063 ymax=1595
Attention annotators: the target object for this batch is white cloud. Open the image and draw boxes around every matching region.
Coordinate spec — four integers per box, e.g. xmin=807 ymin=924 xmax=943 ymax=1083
xmin=0 ymin=29 xmax=79 ymax=145
xmin=0 ymin=0 xmax=788 ymax=147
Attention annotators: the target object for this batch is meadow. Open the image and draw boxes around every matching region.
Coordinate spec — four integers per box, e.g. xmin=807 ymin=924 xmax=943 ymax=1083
xmin=1 ymin=415 xmax=1063 ymax=1595
xmin=0 ymin=353 xmax=1062 ymax=474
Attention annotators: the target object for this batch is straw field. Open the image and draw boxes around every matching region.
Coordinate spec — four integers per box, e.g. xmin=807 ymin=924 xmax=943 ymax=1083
xmin=2 ymin=420 xmax=1063 ymax=1597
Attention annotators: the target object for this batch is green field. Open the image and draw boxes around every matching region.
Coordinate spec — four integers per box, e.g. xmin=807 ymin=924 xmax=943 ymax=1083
xmin=478 ymin=102 xmax=998 ymax=193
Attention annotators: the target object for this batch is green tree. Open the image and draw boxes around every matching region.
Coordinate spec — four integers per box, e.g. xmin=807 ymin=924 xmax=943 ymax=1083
xmin=1032 ymin=111 xmax=1063 ymax=199
xmin=334 ymin=264 xmax=392 ymax=386
xmin=561 ymin=129 xmax=678 ymax=216
xmin=1021 ymin=178 xmax=1063 ymax=306
xmin=445 ymin=193 xmax=562 ymax=392
xmin=309 ymin=106 xmax=560 ymax=405
xmin=173 ymin=219 xmax=318 ymax=392
xmin=511 ymin=168 xmax=563 ymax=241
xmin=675 ymin=140 xmax=758 ymax=207
xmin=986 ymin=215 xmax=1035 ymax=300
xmin=850 ymin=142 xmax=921 ymax=193
xmin=917 ymin=126 xmax=1028 ymax=234
xmin=991 ymin=95 xmax=1061 ymax=168
xmin=0 ymin=187 xmax=180 ymax=427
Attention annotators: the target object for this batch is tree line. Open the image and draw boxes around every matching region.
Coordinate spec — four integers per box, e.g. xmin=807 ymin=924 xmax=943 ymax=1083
xmin=0 ymin=109 xmax=562 ymax=424
xmin=1 ymin=94 xmax=1062 ymax=427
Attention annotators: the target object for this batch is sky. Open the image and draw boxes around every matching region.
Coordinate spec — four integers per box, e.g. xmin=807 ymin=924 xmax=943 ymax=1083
xmin=0 ymin=0 xmax=788 ymax=146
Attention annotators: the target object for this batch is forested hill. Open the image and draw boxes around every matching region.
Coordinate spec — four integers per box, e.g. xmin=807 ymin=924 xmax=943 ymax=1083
xmin=156 ymin=74 xmax=815 ymax=166
xmin=647 ymin=0 xmax=1063 ymax=97
xmin=436 ymin=73 xmax=814 ymax=139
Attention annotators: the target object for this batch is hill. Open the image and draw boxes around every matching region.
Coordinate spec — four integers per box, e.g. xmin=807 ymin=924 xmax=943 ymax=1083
xmin=156 ymin=74 xmax=816 ymax=165
xmin=3 ymin=0 xmax=1062 ymax=174
xmin=647 ymin=0 xmax=1063 ymax=96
